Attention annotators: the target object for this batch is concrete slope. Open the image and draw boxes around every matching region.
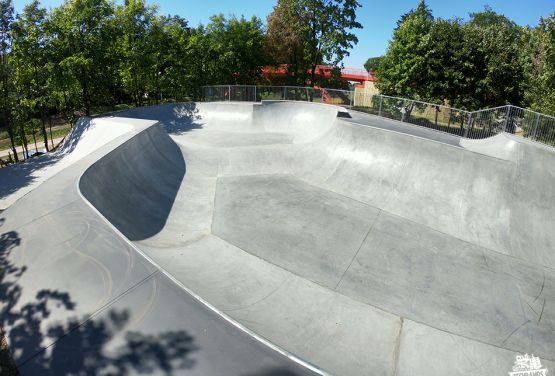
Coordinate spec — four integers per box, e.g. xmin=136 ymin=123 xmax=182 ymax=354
xmin=4 ymin=100 xmax=555 ymax=375
xmin=0 ymin=118 xmax=321 ymax=375
xmin=0 ymin=117 xmax=149 ymax=210
xmin=109 ymin=101 xmax=555 ymax=375
xmin=79 ymin=125 xmax=186 ymax=241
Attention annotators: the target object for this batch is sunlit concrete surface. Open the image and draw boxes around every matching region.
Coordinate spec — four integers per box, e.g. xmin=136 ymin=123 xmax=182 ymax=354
xmin=1 ymin=100 xmax=555 ymax=375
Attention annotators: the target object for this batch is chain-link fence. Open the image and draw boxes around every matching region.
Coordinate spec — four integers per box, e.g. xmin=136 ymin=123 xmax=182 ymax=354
xmin=202 ymin=85 xmax=353 ymax=107
xmin=352 ymin=94 xmax=475 ymax=137
xmin=202 ymin=85 xmax=555 ymax=148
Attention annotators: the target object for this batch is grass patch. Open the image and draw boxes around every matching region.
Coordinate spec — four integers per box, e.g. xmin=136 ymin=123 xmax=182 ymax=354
xmin=0 ymin=123 xmax=71 ymax=153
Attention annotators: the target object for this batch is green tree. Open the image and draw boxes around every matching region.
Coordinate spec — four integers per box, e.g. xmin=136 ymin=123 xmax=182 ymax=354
xmin=205 ymin=15 xmax=267 ymax=85
xmin=158 ymin=15 xmax=193 ymax=100
xmin=116 ymin=0 xmax=158 ymax=106
xmin=265 ymin=0 xmax=308 ymax=85
xmin=49 ymin=0 xmax=117 ymax=115
xmin=423 ymin=18 xmax=467 ymax=106
xmin=363 ymin=56 xmax=383 ymax=72
xmin=183 ymin=25 xmax=213 ymax=99
xmin=462 ymin=8 xmax=525 ymax=108
xmin=12 ymin=0 xmax=51 ymax=151
xmin=522 ymin=13 xmax=555 ymax=115
xmin=266 ymin=0 xmax=362 ymax=86
xmin=0 ymin=0 xmax=18 ymax=161
xmin=376 ymin=0 xmax=434 ymax=100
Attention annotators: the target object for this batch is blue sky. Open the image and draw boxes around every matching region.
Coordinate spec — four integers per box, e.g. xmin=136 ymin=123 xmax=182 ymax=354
xmin=13 ymin=0 xmax=555 ymax=69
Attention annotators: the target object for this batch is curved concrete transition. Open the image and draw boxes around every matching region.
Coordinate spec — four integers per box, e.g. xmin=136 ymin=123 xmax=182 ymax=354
xmin=2 ymin=100 xmax=555 ymax=375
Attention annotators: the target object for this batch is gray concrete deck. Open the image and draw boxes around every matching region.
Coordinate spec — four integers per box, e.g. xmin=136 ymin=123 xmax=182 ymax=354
xmin=2 ymin=100 xmax=555 ymax=375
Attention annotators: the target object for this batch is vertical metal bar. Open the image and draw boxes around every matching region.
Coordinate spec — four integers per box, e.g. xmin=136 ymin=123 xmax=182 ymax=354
xmin=283 ymin=87 xmax=286 ymax=100
xmin=228 ymin=85 xmax=231 ymax=101
xmin=464 ymin=113 xmax=472 ymax=138
xmin=532 ymin=113 xmax=540 ymax=139
xmin=401 ymin=99 xmax=407 ymax=122
xmin=254 ymin=86 xmax=257 ymax=102
xmin=378 ymin=95 xmax=383 ymax=117
xmin=502 ymin=106 xmax=510 ymax=132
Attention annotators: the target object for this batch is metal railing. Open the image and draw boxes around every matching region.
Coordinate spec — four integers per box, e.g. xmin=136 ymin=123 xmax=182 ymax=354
xmin=202 ymin=85 xmax=555 ymax=147
xmin=203 ymin=85 xmax=353 ymax=107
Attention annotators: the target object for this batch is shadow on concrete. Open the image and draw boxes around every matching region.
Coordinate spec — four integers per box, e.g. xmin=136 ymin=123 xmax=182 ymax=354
xmin=162 ymin=103 xmax=203 ymax=135
xmin=116 ymin=103 xmax=203 ymax=136
xmin=79 ymin=125 xmax=186 ymax=241
xmin=0 ymin=220 xmax=197 ymax=376
xmin=0 ymin=117 xmax=96 ymax=204
xmin=57 ymin=117 xmax=95 ymax=155
xmin=0 ymin=154 xmax=62 ymax=202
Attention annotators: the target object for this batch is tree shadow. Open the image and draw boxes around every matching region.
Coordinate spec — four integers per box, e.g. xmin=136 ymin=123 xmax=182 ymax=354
xmin=56 ymin=117 xmax=96 ymax=156
xmin=0 ymin=117 xmax=97 ymax=204
xmin=115 ymin=102 xmax=203 ymax=135
xmin=0 ymin=153 xmax=63 ymax=202
xmin=0 ymin=220 xmax=197 ymax=376
xmin=0 ymin=103 xmax=202 ymax=206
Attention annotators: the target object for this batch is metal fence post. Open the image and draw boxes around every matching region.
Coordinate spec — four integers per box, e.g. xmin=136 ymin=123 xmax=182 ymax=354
xmin=464 ymin=113 xmax=472 ymax=138
xmin=254 ymin=86 xmax=257 ymax=102
xmin=502 ymin=106 xmax=511 ymax=132
xmin=283 ymin=87 xmax=286 ymax=100
xmin=349 ymin=92 xmax=353 ymax=108
xmin=378 ymin=95 xmax=383 ymax=117
xmin=228 ymin=85 xmax=231 ymax=101
xmin=401 ymin=99 xmax=407 ymax=122
xmin=532 ymin=113 xmax=540 ymax=139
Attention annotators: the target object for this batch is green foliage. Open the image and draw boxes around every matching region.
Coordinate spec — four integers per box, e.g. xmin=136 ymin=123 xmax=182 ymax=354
xmin=462 ymin=9 xmax=524 ymax=108
xmin=376 ymin=2 xmax=529 ymax=110
xmin=363 ymin=56 xmax=383 ymax=71
xmin=49 ymin=0 xmax=118 ymax=115
xmin=0 ymin=0 xmax=18 ymax=160
xmin=522 ymin=13 xmax=555 ymax=116
xmin=117 ymin=0 xmax=159 ymax=106
xmin=423 ymin=18 xmax=466 ymax=106
xmin=376 ymin=0 xmax=433 ymax=100
xmin=0 ymin=0 xmax=269 ymax=143
xmin=205 ymin=14 xmax=268 ymax=85
xmin=12 ymin=0 xmax=51 ymax=149
xmin=265 ymin=0 xmax=362 ymax=86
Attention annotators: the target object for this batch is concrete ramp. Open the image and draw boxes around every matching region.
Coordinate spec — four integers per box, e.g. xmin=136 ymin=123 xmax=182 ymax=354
xmin=112 ymin=101 xmax=555 ymax=375
xmin=80 ymin=125 xmax=186 ymax=241
xmin=0 ymin=116 xmax=321 ymax=375
xmin=2 ymin=100 xmax=555 ymax=376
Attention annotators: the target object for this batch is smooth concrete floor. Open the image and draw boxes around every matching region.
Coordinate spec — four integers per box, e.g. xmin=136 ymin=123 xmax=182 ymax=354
xmin=2 ymin=100 xmax=555 ymax=375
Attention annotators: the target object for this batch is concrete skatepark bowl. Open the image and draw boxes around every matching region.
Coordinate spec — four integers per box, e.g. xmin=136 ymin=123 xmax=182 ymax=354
xmin=1 ymin=100 xmax=555 ymax=375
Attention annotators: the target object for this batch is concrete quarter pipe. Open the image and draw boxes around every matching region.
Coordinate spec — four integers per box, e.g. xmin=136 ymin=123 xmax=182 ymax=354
xmin=1 ymin=100 xmax=555 ymax=375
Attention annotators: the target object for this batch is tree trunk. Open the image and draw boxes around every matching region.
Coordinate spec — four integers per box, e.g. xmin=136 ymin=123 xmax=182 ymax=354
xmin=6 ymin=123 xmax=18 ymax=162
xmin=32 ymin=131 xmax=38 ymax=153
xmin=48 ymin=116 xmax=54 ymax=149
xmin=310 ymin=65 xmax=317 ymax=87
xmin=41 ymin=111 xmax=49 ymax=152
xmin=81 ymin=69 xmax=91 ymax=116
xmin=19 ymin=127 xmax=28 ymax=160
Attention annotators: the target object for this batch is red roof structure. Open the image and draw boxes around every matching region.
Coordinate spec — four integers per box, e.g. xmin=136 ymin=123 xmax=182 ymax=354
xmin=261 ymin=64 xmax=376 ymax=87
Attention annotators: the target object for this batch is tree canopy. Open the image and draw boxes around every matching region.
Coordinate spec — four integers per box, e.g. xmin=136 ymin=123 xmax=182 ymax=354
xmin=363 ymin=56 xmax=383 ymax=72
xmin=265 ymin=0 xmax=362 ymax=86
xmin=374 ymin=1 xmax=554 ymax=113
xmin=0 ymin=0 xmax=277 ymax=160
